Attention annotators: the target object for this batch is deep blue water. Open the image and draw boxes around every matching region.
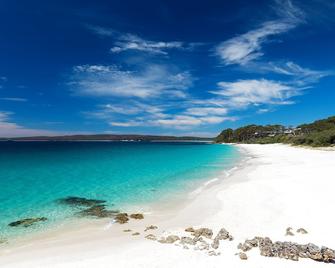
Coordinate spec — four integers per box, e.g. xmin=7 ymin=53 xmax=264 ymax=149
xmin=0 ymin=141 xmax=239 ymax=239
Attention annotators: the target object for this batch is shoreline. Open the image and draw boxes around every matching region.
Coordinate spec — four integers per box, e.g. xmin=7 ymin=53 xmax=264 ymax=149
xmin=1 ymin=144 xmax=335 ymax=267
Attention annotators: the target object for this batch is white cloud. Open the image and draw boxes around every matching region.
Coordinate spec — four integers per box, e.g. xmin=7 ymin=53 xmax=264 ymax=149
xmin=0 ymin=112 xmax=57 ymax=138
xmin=111 ymin=33 xmax=184 ymax=55
xmin=185 ymin=107 xmax=228 ymax=116
xmin=211 ymin=79 xmax=299 ymax=108
xmin=109 ymin=121 xmax=141 ymax=127
xmin=70 ymin=64 xmax=192 ymax=98
xmin=216 ymin=0 xmax=303 ymax=65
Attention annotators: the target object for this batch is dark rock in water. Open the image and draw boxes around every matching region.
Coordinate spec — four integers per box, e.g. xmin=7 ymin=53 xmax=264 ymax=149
xmin=145 ymin=225 xmax=158 ymax=232
xmin=297 ymin=228 xmax=308 ymax=234
xmin=132 ymin=232 xmax=140 ymax=236
xmin=77 ymin=205 xmax=119 ymax=218
xmin=123 ymin=229 xmax=132 ymax=232
xmin=180 ymin=236 xmax=196 ymax=246
xmin=191 ymin=228 xmax=213 ymax=239
xmin=244 ymin=236 xmax=335 ymax=263
xmin=130 ymin=213 xmax=144 ymax=220
xmin=57 ymin=196 xmax=106 ymax=207
xmin=8 ymin=217 xmax=47 ymax=227
xmin=115 ymin=213 xmax=129 ymax=224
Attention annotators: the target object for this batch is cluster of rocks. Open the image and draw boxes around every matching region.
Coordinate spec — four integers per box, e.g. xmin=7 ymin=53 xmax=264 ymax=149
xmin=145 ymin=226 xmax=233 ymax=256
xmin=286 ymin=227 xmax=308 ymax=236
xmin=238 ymin=236 xmax=335 ymax=263
xmin=57 ymin=196 xmax=144 ymax=223
xmin=8 ymin=217 xmax=48 ymax=228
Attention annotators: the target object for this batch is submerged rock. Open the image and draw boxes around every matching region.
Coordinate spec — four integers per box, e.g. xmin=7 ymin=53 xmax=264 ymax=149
xmin=145 ymin=225 xmax=158 ymax=232
xmin=123 ymin=229 xmax=132 ymax=232
xmin=115 ymin=213 xmax=129 ymax=224
xmin=238 ymin=237 xmax=259 ymax=252
xmin=77 ymin=205 xmax=118 ymax=218
xmin=57 ymin=196 xmax=106 ymax=207
xmin=180 ymin=236 xmax=196 ymax=246
xmin=8 ymin=217 xmax=47 ymax=227
xmin=132 ymin=232 xmax=140 ymax=236
xmin=130 ymin=213 xmax=144 ymax=220
xmin=297 ymin=228 xmax=308 ymax=234
xmin=208 ymin=250 xmax=220 ymax=256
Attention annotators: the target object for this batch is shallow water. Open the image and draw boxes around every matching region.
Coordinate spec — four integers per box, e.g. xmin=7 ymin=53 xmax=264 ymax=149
xmin=0 ymin=141 xmax=240 ymax=239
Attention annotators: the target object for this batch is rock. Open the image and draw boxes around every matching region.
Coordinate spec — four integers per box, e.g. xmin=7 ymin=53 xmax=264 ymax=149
xmin=57 ymin=196 xmax=106 ymax=207
xmin=238 ymin=237 xmax=259 ymax=252
xmin=130 ymin=213 xmax=144 ymax=220
xmin=123 ymin=229 xmax=132 ymax=232
xmin=212 ymin=227 xmax=233 ymax=249
xmin=144 ymin=225 xmax=158 ymax=232
xmin=180 ymin=236 xmax=196 ymax=246
xmin=77 ymin=205 xmax=118 ymax=218
xmin=115 ymin=213 xmax=129 ymax=224
xmin=145 ymin=234 xmax=157 ymax=241
xmin=185 ymin=227 xmax=195 ymax=233
xmin=254 ymin=237 xmax=335 ymax=263
xmin=285 ymin=227 xmax=294 ymax=236
xmin=297 ymin=228 xmax=308 ymax=234
xmin=8 ymin=217 xmax=47 ymax=227
xmin=191 ymin=228 xmax=213 ymax=239
xmin=239 ymin=252 xmax=248 ymax=260
xmin=208 ymin=250 xmax=220 ymax=256
xmin=198 ymin=241 xmax=210 ymax=250
xmin=159 ymin=235 xmax=180 ymax=244
xmin=132 ymin=232 xmax=140 ymax=236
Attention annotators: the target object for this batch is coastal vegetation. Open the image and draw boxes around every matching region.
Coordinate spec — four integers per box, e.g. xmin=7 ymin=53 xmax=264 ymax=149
xmin=215 ymin=116 xmax=335 ymax=147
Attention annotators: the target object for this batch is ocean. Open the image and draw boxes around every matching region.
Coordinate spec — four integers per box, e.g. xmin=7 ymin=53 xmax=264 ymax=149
xmin=0 ymin=141 xmax=240 ymax=240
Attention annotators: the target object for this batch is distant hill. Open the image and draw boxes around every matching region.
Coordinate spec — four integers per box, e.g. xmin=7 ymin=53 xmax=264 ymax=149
xmin=215 ymin=116 xmax=335 ymax=147
xmin=0 ymin=134 xmax=213 ymax=142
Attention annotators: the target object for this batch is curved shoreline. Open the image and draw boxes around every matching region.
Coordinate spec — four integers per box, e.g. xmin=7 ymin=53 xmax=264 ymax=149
xmin=1 ymin=144 xmax=335 ymax=267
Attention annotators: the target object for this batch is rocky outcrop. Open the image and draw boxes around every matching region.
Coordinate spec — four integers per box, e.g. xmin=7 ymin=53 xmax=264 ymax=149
xmin=239 ymin=236 xmax=335 ymax=263
xmin=115 ymin=213 xmax=129 ymax=224
xmin=132 ymin=232 xmax=140 ymax=236
xmin=211 ymin=228 xmax=233 ymax=249
xmin=8 ymin=217 xmax=47 ymax=227
xmin=130 ymin=213 xmax=144 ymax=220
xmin=57 ymin=196 xmax=106 ymax=207
xmin=190 ymin=228 xmax=213 ymax=239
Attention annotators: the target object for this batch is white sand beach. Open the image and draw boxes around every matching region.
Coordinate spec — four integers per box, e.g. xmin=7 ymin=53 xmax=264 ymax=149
xmin=0 ymin=144 xmax=334 ymax=268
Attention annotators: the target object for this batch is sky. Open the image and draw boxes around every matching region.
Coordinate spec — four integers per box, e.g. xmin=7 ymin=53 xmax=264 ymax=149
xmin=0 ymin=0 xmax=335 ymax=137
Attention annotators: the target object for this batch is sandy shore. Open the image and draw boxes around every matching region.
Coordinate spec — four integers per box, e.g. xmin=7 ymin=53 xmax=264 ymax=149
xmin=0 ymin=144 xmax=334 ymax=267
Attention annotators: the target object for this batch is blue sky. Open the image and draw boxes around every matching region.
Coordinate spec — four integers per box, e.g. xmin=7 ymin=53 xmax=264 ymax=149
xmin=0 ymin=0 xmax=335 ymax=137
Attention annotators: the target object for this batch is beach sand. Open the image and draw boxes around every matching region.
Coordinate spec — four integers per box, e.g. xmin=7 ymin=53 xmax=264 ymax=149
xmin=0 ymin=144 xmax=334 ymax=267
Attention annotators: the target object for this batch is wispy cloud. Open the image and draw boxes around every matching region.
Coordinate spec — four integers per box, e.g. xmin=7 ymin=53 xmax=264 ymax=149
xmin=216 ymin=0 xmax=304 ymax=65
xmin=0 ymin=97 xmax=27 ymax=102
xmin=110 ymin=33 xmax=184 ymax=55
xmin=210 ymin=78 xmax=299 ymax=108
xmin=70 ymin=64 xmax=193 ymax=98
xmin=0 ymin=111 xmax=57 ymax=138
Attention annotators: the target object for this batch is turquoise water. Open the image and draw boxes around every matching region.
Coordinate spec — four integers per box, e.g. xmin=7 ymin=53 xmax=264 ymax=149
xmin=0 ymin=141 xmax=239 ymax=240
